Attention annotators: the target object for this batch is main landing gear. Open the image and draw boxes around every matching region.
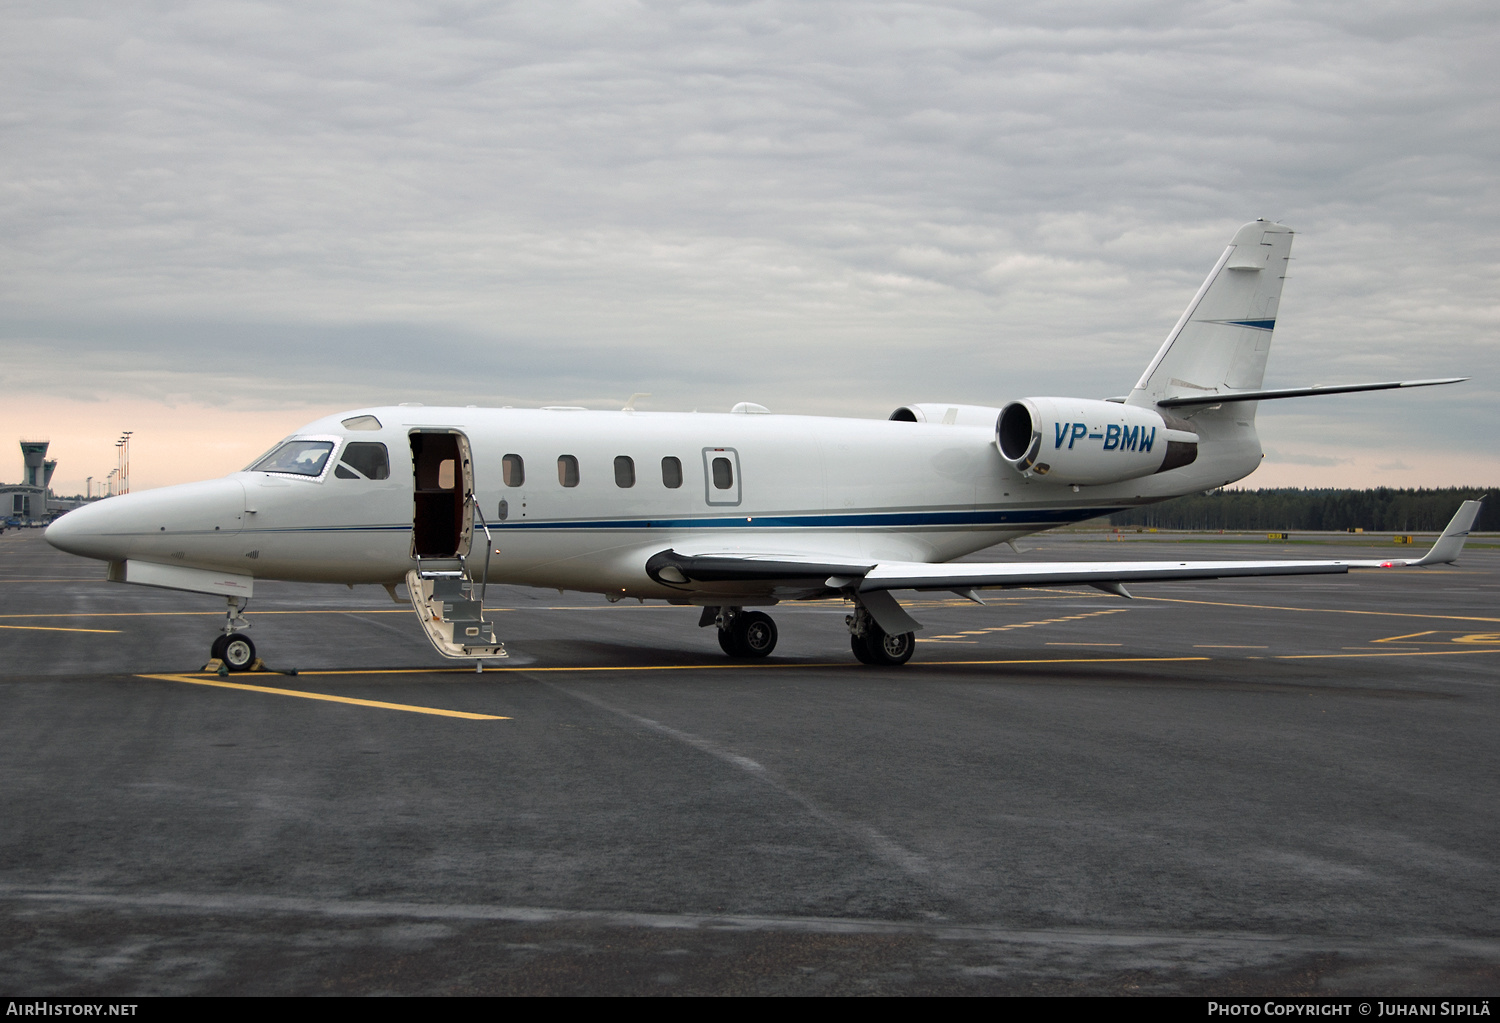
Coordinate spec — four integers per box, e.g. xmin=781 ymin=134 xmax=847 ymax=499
xmin=210 ymin=597 xmax=257 ymax=672
xmin=700 ymin=603 xmax=915 ymax=666
xmin=846 ymin=604 xmax=915 ymax=667
xmin=705 ymin=607 xmax=779 ymax=658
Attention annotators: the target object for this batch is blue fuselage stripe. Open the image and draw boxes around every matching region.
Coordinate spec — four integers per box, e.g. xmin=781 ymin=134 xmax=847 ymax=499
xmin=221 ymin=508 xmax=1127 ymax=535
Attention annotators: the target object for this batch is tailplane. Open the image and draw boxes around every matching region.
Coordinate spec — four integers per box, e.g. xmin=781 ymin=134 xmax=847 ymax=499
xmin=1128 ymin=220 xmax=1294 ymax=411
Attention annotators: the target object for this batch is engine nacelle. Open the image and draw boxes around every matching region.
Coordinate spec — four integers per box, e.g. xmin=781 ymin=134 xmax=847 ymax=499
xmin=995 ymin=397 xmax=1199 ymax=485
xmin=889 ymin=403 xmax=1006 ymax=427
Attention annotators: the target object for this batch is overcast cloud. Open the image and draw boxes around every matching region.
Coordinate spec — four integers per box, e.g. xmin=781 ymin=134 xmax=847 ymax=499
xmin=2 ymin=1 xmax=1496 ymax=489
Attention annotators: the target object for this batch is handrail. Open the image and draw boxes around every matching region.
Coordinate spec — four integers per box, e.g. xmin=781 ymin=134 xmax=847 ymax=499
xmin=468 ymin=491 xmax=494 ymax=606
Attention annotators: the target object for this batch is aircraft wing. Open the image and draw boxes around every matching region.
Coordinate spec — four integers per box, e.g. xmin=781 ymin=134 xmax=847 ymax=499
xmin=863 ymin=497 xmax=1482 ymax=588
xmin=645 ymin=500 xmax=1483 ymax=634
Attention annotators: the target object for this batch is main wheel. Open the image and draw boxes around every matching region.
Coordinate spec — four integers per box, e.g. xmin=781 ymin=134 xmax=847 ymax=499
xmin=718 ymin=626 xmax=743 ymax=657
xmin=222 ymin=633 xmax=257 ymax=672
xmin=738 ymin=612 xmax=777 ymax=658
xmin=210 ymin=635 xmax=229 ymax=662
xmin=867 ymin=623 xmax=915 ymax=666
xmin=854 ymin=623 xmax=914 ymax=666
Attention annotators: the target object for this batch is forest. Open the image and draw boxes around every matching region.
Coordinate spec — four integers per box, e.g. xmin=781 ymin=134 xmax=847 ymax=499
xmin=1103 ymin=487 xmax=1495 ymax=532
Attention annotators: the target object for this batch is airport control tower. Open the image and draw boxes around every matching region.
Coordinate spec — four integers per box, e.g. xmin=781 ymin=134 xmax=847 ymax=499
xmin=20 ymin=440 xmax=55 ymax=492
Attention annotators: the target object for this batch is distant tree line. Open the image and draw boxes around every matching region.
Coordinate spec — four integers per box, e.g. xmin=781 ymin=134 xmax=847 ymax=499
xmin=1105 ymin=487 xmax=1496 ymax=532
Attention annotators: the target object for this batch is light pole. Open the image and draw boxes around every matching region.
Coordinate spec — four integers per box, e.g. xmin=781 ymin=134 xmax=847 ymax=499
xmin=119 ymin=431 xmax=132 ymax=495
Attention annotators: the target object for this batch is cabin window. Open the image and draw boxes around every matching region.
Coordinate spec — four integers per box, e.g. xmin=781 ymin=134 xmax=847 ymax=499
xmin=661 ymin=457 xmax=682 ymax=488
xmin=249 ymin=440 xmax=335 ymax=477
xmin=437 ymin=459 xmax=456 ymax=490
xmin=712 ymin=456 xmax=734 ymax=490
xmin=557 ymin=455 xmax=579 ymax=487
xmin=503 ymin=454 xmax=525 ymax=487
xmin=614 ymin=456 xmax=635 ymax=488
xmin=339 ymin=442 xmax=390 ymax=480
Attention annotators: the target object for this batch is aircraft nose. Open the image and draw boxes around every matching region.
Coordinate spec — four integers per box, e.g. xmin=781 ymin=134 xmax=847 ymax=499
xmin=43 ymin=503 xmax=104 ymax=558
xmin=45 ymin=478 xmax=246 ymax=562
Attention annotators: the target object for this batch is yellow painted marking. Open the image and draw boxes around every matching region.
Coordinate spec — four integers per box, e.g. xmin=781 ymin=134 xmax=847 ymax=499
xmin=0 ymin=610 xmax=413 ymax=619
xmin=1372 ymin=631 xmax=1439 ymax=643
xmin=1454 ymin=633 xmax=1500 ymax=645
xmin=0 ymin=578 xmax=114 ymax=583
xmin=1046 ymin=642 xmax=1123 ymax=647
xmin=181 ymin=656 xmax=1210 ymax=674
xmin=137 ymin=674 xmax=510 ymax=719
xmin=1193 ymin=645 xmax=1268 ymax=649
xmin=1275 ymin=649 xmax=1500 ymax=661
xmin=0 ymin=624 xmax=123 ymax=634
xmin=1137 ymin=596 xmax=1500 ymax=624
xmin=919 ymin=656 xmax=1211 ymax=666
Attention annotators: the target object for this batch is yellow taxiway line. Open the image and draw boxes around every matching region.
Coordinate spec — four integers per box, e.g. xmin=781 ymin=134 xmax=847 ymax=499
xmin=125 ymin=644 xmax=1500 ymax=718
xmin=136 ymin=673 xmax=510 ymax=720
xmin=1136 ymin=595 xmax=1500 ymax=624
xmin=0 ymin=624 xmax=122 ymax=634
xmin=1274 ymin=648 xmax=1500 ymax=661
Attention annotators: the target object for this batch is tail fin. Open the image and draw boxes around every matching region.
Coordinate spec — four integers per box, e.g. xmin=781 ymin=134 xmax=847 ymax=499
xmin=1128 ymin=220 xmax=1294 ymax=410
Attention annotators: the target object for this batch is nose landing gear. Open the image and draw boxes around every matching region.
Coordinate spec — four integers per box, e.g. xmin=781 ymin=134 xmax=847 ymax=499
xmin=209 ymin=597 xmax=257 ymax=672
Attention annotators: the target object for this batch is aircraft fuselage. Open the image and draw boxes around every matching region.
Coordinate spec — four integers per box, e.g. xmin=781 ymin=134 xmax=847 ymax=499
xmin=46 ymin=404 xmax=1263 ymax=600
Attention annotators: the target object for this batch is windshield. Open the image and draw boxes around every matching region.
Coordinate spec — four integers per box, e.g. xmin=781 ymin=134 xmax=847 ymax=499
xmin=250 ymin=440 xmax=335 ymax=477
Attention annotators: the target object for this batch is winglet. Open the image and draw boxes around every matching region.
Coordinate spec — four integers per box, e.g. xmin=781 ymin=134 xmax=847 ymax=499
xmin=1406 ymin=498 xmax=1485 ymax=567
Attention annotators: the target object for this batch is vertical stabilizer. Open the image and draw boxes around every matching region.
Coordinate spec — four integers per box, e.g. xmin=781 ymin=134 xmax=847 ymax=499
xmin=1128 ymin=221 xmax=1294 ymax=411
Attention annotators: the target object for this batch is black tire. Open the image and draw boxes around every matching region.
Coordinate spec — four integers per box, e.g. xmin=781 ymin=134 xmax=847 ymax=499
xmin=222 ymin=633 xmax=256 ymax=672
xmin=717 ymin=626 xmax=743 ymax=657
xmin=738 ymin=612 xmax=777 ymax=658
xmin=867 ymin=623 xmax=915 ymax=666
xmin=850 ymin=632 xmax=875 ymax=665
xmin=210 ymin=635 xmax=229 ymax=663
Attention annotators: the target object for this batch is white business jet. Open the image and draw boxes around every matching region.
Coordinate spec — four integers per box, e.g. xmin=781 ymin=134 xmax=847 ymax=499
xmin=46 ymin=220 xmax=1479 ymax=671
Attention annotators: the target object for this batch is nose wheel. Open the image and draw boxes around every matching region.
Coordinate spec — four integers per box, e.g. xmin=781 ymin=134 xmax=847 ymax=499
xmin=210 ymin=633 xmax=257 ymax=672
xmin=209 ymin=597 xmax=257 ymax=672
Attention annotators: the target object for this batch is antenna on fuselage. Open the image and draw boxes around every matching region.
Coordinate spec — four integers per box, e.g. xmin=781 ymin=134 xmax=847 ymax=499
xmin=622 ymin=393 xmax=652 ymax=411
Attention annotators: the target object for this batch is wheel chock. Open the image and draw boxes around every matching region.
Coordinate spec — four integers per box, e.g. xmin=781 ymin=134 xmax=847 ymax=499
xmin=201 ymin=657 xmax=294 ymax=677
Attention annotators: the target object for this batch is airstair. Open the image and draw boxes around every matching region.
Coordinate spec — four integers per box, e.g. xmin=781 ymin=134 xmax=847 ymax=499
xmin=406 ymin=499 xmax=507 ymax=661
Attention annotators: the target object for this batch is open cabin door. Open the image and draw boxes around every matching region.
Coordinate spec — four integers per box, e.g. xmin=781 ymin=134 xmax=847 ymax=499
xmin=410 ymin=431 xmax=473 ymax=559
xmin=406 ymin=430 xmax=505 ymax=662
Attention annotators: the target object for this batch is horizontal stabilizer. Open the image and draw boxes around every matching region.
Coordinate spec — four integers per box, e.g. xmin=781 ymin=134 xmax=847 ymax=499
xmin=1157 ymin=377 xmax=1466 ymax=408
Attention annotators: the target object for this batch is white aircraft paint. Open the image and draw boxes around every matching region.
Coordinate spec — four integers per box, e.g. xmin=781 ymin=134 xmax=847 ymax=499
xmin=43 ymin=221 xmax=1475 ymax=668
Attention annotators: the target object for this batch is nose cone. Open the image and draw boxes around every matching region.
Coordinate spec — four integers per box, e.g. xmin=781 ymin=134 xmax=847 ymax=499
xmin=46 ymin=478 xmax=246 ymax=562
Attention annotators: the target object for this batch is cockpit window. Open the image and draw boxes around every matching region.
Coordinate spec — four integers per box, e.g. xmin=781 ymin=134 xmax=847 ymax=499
xmin=250 ymin=440 xmax=335 ymax=477
xmin=339 ymin=442 xmax=390 ymax=480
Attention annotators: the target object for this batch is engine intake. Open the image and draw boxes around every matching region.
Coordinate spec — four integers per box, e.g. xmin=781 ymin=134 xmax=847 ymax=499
xmin=996 ymin=398 xmax=1198 ymax=485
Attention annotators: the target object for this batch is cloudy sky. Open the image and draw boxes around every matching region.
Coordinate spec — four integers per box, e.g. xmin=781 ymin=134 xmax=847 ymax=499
xmin=3 ymin=0 xmax=1496 ymax=492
